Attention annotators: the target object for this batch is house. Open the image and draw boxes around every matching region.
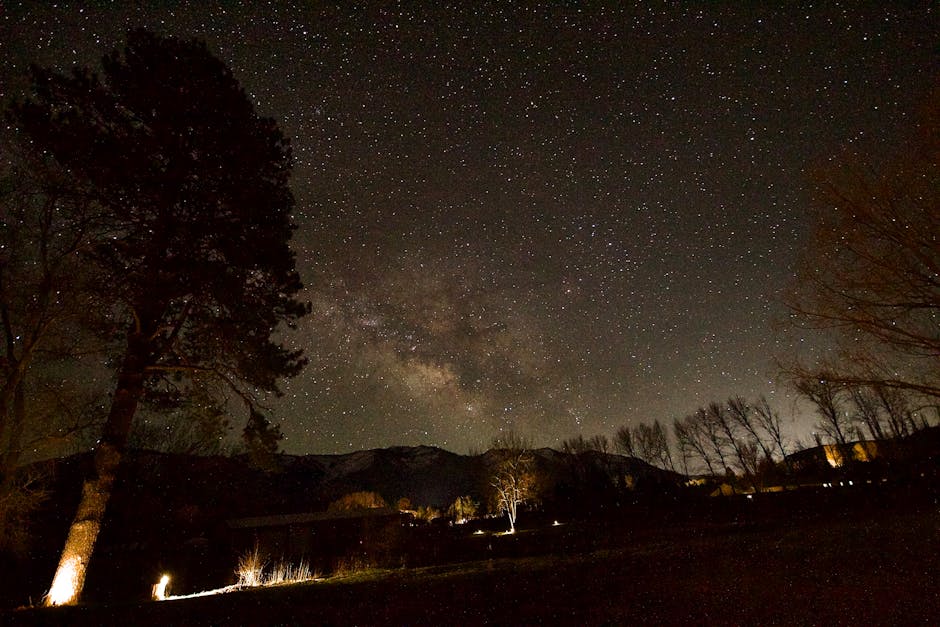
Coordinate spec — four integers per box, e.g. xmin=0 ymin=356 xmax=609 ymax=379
xmin=787 ymin=440 xmax=880 ymax=472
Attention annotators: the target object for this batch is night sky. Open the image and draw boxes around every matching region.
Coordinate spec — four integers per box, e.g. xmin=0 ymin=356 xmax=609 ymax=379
xmin=2 ymin=2 xmax=937 ymax=454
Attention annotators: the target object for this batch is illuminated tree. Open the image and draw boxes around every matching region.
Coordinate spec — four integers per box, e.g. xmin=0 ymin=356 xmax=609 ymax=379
xmin=412 ymin=505 xmax=442 ymax=523
xmin=489 ymin=432 xmax=537 ymax=533
xmin=448 ymin=495 xmax=479 ymax=523
xmin=13 ymin=29 xmax=308 ymax=604
xmin=490 ymin=451 xmax=536 ymax=533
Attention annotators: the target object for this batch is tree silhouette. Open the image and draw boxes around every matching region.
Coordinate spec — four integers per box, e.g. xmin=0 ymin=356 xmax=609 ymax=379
xmin=793 ymin=378 xmax=851 ymax=448
xmin=786 ymin=97 xmax=939 ymax=400
xmin=13 ymin=29 xmax=309 ymax=604
xmin=0 ymin=141 xmax=109 ymax=555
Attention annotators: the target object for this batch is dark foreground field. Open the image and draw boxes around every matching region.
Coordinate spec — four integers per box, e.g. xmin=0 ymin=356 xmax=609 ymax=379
xmin=6 ymin=498 xmax=938 ymax=626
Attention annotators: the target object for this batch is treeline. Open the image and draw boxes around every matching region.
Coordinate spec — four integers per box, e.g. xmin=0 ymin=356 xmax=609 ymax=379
xmin=565 ymin=384 xmax=936 ymax=492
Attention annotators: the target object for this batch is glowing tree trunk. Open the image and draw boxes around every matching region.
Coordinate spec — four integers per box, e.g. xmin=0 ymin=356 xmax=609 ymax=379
xmin=46 ymin=336 xmax=147 ymax=606
xmin=506 ymin=496 xmax=518 ymax=533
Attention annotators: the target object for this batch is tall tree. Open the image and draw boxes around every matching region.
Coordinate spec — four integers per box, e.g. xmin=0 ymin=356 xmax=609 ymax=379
xmin=786 ymin=97 xmax=939 ymax=399
xmin=13 ymin=29 xmax=309 ymax=605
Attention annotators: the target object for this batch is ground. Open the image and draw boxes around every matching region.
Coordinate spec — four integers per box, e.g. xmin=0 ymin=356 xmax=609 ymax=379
xmin=5 ymin=493 xmax=938 ymax=626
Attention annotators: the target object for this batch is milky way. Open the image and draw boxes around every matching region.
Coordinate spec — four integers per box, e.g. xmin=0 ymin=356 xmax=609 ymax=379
xmin=2 ymin=2 xmax=937 ymax=453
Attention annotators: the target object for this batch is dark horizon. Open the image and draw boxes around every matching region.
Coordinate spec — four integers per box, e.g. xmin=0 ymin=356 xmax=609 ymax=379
xmin=3 ymin=2 xmax=937 ymax=455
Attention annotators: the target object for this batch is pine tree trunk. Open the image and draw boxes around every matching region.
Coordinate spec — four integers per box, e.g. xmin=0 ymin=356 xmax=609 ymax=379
xmin=45 ymin=333 xmax=147 ymax=606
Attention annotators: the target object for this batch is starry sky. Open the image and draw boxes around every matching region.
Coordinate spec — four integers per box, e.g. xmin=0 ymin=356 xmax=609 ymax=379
xmin=2 ymin=2 xmax=937 ymax=454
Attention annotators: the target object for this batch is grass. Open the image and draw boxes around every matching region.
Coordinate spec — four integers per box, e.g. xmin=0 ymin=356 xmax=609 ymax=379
xmin=231 ymin=546 xmax=317 ymax=590
xmin=8 ymin=504 xmax=938 ymax=626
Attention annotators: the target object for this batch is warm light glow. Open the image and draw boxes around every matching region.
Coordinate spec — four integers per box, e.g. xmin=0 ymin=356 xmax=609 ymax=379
xmin=473 ymin=529 xmax=485 ymax=535
xmin=153 ymin=574 xmax=171 ymax=601
xmin=163 ymin=584 xmax=239 ymax=600
xmin=823 ymin=441 xmax=880 ymax=467
xmin=157 ymin=558 xmax=320 ymax=602
xmin=552 ymin=520 xmax=562 ymax=526
xmin=47 ymin=556 xmax=80 ymax=606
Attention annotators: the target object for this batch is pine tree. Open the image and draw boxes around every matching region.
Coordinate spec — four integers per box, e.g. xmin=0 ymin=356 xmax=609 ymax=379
xmin=13 ymin=29 xmax=309 ymax=605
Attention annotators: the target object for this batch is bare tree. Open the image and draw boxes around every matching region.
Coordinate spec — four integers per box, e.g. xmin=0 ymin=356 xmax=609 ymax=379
xmin=699 ymin=406 xmax=733 ymax=476
xmin=786 ymin=97 xmax=940 ymax=400
xmin=0 ymin=143 xmax=107 ymax=486
xmin=615 ymin=421 xmax=674 ymax=472
xmin=708 ymin=402 xmax=759 ymax=491
xmin=794 ymin=378 xmax=851 ymax=447
xmin=650 ymin=420 xmax=675 ymax=472
xmin=673 ymin=410 xmax=718 ymax=477
xmin=726 ymin=397 xmax=774 ymax=464
xmin=752 ymin=397 xmax=792 ymax=474
xmin=491 ymin=431 xmax=533 ymax=452
xmin=873 ymin=386 xmax=919 ymax=438
xmin=561 ymin=434 xmax=610 ymax=456
xmin=848 ymin=387 xmax=887 ymax=441
xmin=490 ymin=451 xmax=536 ymax=534
xmin=589 ymin=434 xmax=610 ymax=455
xmin=614 ymin=425 xmax=637 ymax=458
xmin=489 ymin=432 xmax=537 ymax=533
xmin=670 ymin=417 xmax=693 ymax=476
xmin=0 ymin=141 xmax=111 ymax=559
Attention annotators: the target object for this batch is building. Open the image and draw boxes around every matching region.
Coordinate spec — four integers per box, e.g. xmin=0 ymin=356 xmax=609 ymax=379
xmin=787 ymin=440 xmax=880 ymax=472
